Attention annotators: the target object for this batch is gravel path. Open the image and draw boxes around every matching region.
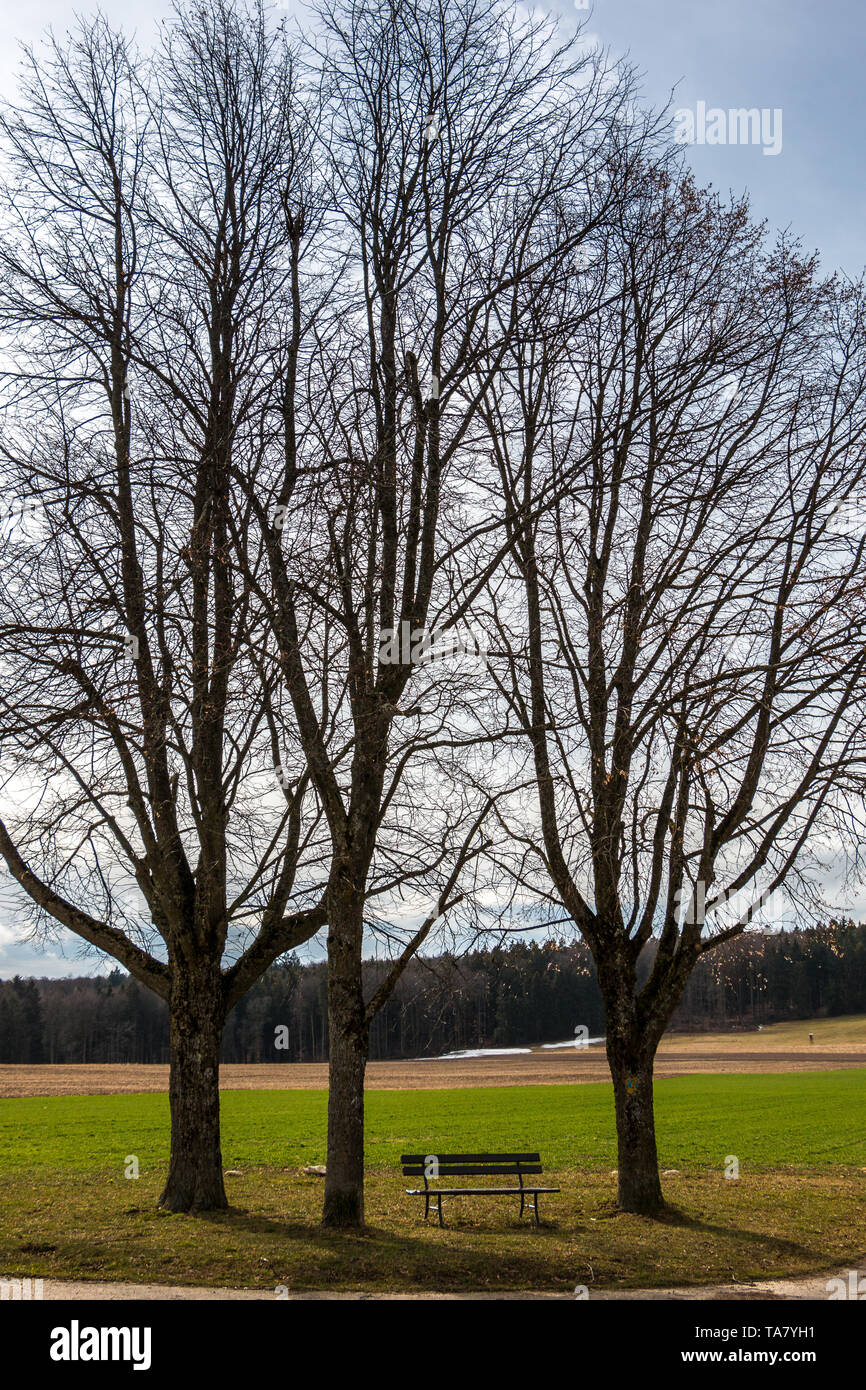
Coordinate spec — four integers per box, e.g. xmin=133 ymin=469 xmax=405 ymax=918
xmin=36 ymin=1267 xmax=859 ymax=1300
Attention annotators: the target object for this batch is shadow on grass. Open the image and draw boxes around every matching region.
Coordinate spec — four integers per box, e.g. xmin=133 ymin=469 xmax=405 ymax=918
xmin=197 ymin=1204 xmax=564 ymax=1242
xmin=185 ymin=1199 xmax=830 ymax=1286
xmin=6 ymin=1174 xmax=855 ymax=1292
xmin=30 ymin=1221 xmax=578 ymax=1294
xmin=630 ymin=1200 xmax=823 ymax=1261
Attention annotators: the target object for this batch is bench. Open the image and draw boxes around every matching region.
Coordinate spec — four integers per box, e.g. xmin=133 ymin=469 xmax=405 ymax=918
xmin=400 ymin=1151 xmax=560 ymax=1227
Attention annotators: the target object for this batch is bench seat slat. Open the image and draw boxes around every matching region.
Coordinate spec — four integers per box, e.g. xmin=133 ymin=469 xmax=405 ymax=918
xmin=407 ymin=1186 xmax=560 ymax=1197
xmin=400 ymin=1152 xmax=539 ymax=1164
xmin=402 ymin=1164 xmax=542 ymax=1177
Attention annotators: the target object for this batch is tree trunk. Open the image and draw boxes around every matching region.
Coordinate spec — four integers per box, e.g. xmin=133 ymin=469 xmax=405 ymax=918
xmin=322 ymin=893 xmax=367 ymax=1228
xmin=158 ymin=960 xmax=228 ymax=1213
xmin=607 ymin=1036 xmax=664 ymax=1215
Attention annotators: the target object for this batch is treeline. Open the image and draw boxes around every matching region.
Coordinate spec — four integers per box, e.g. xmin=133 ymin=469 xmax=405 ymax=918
xmin=2 ymin=920 xmax=865 ymax=1065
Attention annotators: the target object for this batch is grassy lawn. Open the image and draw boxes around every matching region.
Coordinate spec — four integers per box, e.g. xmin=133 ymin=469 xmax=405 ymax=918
xmin=1 ymin=1072 xmax=864 ymax=1292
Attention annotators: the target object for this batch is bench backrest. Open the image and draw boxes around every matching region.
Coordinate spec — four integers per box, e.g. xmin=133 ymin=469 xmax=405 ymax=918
xmin=401 ymin=1152 xmax=542 ymax=1179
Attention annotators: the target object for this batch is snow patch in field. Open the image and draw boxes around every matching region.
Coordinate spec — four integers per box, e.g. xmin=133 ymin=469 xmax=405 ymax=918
xmin=541 ymin=1036 xmax=605 ymax=1049
xmin=419 ymin=1046 xmax=533 ymax=1061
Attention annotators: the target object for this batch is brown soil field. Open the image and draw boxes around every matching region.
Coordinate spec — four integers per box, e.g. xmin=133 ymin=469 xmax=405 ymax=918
xmin=2 ymin=1042 xmax=865 ymax=1097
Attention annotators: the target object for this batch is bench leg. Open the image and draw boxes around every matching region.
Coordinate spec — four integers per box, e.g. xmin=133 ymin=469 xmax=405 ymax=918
xmin=521 ymin=1194 xmax=541 ymax=1226
xmin=423 ymin=1192 xmax=430 ymax=1221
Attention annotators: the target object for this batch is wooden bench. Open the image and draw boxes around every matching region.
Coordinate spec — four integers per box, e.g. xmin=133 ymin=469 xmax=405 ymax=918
xmin=401 ymin=1151 xmax=560 ymax=1227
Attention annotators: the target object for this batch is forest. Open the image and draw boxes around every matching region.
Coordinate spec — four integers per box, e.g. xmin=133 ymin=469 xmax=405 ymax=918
xmin=2 ymin=920 xmax=863 ymax=1066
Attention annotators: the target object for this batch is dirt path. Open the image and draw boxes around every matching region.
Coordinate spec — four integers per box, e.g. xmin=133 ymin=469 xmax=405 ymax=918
xmin=36 ymin=1267 xmax=858 ymax=1300
xmin=3 ymin=1048 xmax=866 ymax=1097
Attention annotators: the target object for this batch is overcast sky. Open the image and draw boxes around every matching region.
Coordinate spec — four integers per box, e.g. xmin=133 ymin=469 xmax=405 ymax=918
xmin=0 ymin=0 xmax=863 ymax=977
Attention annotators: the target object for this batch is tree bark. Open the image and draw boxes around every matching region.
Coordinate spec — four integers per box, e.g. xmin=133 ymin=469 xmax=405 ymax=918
xmin=607 ymin=1034 xmax=664 ymax=1215
xmin=158 ymin=960 xmax=228 ymax=1213
xmin=322 ymin=892 xmax=368 ymax=1228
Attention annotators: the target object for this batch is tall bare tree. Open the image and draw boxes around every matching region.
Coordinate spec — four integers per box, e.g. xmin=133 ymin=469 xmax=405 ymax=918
xmin=0 ymin=3 xmax=328 ymax=1212
xmin=239 ymin=0 xmax=640 ymax=1225
xmin=487 ymin=166 xmax=866 ymax=1212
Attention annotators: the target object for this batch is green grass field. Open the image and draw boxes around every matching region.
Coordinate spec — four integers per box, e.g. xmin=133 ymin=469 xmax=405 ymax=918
xmin=1 ymin=1072 xmax=864 ymax=1292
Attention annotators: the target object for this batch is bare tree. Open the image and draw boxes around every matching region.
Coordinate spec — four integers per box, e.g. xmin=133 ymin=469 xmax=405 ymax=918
xmin=237 ymin=0 xmax=638 ymax=1225
xmin=487 ymin=165 xmax=866 ymax=1213
xmin=0 ymin=3 xmax=328 ymax=1212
